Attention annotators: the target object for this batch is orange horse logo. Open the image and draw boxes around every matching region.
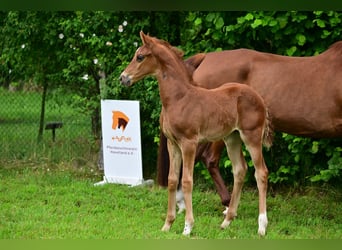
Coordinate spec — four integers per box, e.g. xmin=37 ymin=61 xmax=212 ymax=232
xmin=112 ymin=111 xmax=130 ymax=132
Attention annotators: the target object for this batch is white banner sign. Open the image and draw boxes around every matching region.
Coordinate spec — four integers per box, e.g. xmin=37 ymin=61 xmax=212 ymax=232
xmin=98 ymin=99 xmax=143 ymax=186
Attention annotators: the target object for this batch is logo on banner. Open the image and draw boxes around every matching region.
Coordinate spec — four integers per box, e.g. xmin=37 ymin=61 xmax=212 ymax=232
xmin=111 ymin=110 xmax=132 ymax=142
xmin=112 ymin=111 xmax=130 ymax=131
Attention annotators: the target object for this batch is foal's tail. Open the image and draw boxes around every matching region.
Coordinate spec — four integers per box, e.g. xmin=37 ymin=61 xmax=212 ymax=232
xmin=157 ymin=131 xmax=170 ymax=187
xmin=262 ymin=108 xmax=274 ymax=149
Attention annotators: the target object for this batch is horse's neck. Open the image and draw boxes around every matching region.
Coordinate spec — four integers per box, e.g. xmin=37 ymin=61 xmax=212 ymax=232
xmin=155 ymin=57 xmax=194 ymax=108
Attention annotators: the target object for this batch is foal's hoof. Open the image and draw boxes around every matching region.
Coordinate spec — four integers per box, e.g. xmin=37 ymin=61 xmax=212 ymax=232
xmin=161 ymin=224 xmax=171 ymax=232
xmin=182 ymin=222 xmax=193 ymax=236
xmin=220 ymin=219 xmax=231 ymax=229
xmin=258 ymin=213 xmax=268 ymax=236
xmin=258 ymin=228 xmax=266 ymax=237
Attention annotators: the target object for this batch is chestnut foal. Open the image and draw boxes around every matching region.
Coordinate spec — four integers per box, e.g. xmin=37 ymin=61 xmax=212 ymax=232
xmin=120 ymin=32 xmax=273 ymax=236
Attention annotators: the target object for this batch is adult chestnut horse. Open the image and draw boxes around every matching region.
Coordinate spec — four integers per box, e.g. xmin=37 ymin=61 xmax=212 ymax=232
xmin=120 ymin=31 xmax=273 ymax=236
xmin=157 ymin=40 xmax=342 ymax=211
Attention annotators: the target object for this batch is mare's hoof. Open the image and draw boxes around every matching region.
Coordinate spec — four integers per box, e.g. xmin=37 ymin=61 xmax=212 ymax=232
xmin=222 ymin=206 xmax=229 ymax=216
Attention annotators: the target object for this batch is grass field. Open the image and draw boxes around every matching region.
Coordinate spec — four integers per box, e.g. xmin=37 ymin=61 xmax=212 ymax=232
xmin=0 ymin=164 xmax=341 ymax=239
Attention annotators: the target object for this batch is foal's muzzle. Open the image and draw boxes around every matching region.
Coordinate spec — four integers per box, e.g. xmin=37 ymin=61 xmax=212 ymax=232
xmin=119 ymin=73 xmax=132 ymax=86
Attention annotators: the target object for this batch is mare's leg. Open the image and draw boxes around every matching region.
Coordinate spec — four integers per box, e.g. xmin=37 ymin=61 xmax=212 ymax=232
xmin=176 ymin=187 xmax=185 ymax=213
xmin=157 ymin=131 xmax=170 ymax=187
xmin=161 ymin=139 xmax=182 ymax=232
xmin=181 ymin=141 xmax=197 ymax=236
xmin=241 ymin=130 xmax=269 ymax=236
xmin=220 ymin=132 xmax=248 ymax=229
xmin=175 ymin=141 xmax=230 ymax=214
xmin=200 ymin=141 xmax=231 ymax=208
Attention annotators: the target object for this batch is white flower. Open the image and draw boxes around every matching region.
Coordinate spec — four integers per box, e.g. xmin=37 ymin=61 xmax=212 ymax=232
xmin=106 ymin=41 xmax=113 ymax=46
xmin=79 ymin=33 xmax=84 ymax=38
xmin=118 ymin=25 xmax=123 ymax=32
xmin=123 ymin=21 xmax=128 ymax=26
xmin=133 ymin=42 xmax=138 ymax=47
xmin=82 ymin=74 xmax=89 ymax=80
xmin=59 ymin=33 xmax=64 ymax=39
xmin=21 ymin=44 xmax=25 ymax=49
xmin=92 ymin=33 xmax=96 ymax=37
xmin=9 ymin=69 xmax=12 ymax=74
xmin=93 ymin=58 xmax=98 ymax=65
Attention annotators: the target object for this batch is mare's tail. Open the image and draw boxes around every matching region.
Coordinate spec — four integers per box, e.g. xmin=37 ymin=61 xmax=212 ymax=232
xmin=262 ymin=108 xmax=274 ymax=149
xmin=157 ymin=131 xmax=170 ymax=187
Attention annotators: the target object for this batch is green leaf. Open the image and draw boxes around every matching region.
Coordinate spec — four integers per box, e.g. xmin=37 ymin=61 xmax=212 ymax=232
xmin=194 ymin=17 xmax=202 ymax=26
xmin=277 ymin=16 xmax=288 ymax=29
xmin=310 ymin=141 xmax=319 ymax=154
xmin=204 ymin=28 xmax=212 ymax=36
xmin=224 ymin=159 xmax=231 ymax=168
xmin=269 ymin=19 xmax=278 ymax=27
xmin=314 ymin=11 xmax=323 ymax=16
xmin=206 ymin=13 xmax=216 ymax=22
xmin=315 ymin=19 xmax=326 ymax=28
xmin=245 ymin=13 xmax=254 ymax=21
xmin=286 ymin=46 xmax=297 ymax=56
xmin=224 ymin=24 xmax=235 ymax=32
xmin=215 ymin=17 xmax=224 ymax=29
xmin=237 ymin=16 xmax=246 ymax=24
xmin=294 ymin=154 xmax=300 ymax=163
xmin=296 ymin=34 xmax=306 ymax=46
xmin=251 ymin=19 xmax=262 ymax=29
xmin=212 ymin=31 xmax=220 ymax=41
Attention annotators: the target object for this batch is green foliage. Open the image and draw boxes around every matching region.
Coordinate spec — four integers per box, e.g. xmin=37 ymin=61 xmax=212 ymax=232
xmin=310 ymin=146 xmax=342 ymax=182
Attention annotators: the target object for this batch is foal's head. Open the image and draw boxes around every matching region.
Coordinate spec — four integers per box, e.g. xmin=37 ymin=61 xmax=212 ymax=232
xmin=120 ymin=31 xmax=185 ymax=86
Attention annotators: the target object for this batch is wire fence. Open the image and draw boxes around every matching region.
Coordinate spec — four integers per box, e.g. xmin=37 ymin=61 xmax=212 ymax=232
xmin=0 ymin=86 xmax=98 ymax=166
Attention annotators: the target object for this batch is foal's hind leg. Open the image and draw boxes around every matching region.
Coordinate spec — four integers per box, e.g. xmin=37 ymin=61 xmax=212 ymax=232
xmin=220 ymin=132 xmax=248 ymax=229
xmin=162 ymin=139 xmax=182 ymax=232
xmin=241 ymin=130 xmax=269 ymax=236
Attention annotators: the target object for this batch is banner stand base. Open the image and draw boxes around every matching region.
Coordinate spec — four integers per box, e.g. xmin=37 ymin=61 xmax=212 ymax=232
xmin=94 ymin=177 xmax=154 ymax=187
xmin=94 ymin=177 xmax=108 ymax=186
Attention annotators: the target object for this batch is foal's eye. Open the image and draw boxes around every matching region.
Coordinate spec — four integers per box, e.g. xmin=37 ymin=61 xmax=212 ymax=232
xmin=136 ymin=54 xmax=145 ymax=62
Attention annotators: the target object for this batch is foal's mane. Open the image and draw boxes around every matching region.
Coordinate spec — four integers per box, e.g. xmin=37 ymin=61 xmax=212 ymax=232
xmin=150 ymin=36 xmax=185 ymax=60
xmin=147 ymin=34 xmax=194 ymax=80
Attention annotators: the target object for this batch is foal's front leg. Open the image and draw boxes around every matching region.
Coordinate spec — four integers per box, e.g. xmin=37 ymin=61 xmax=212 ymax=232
xmin=181 ymin=142 xmax=197 ymax=236
xmin=161 ymin=140 xmax=182 ymax=232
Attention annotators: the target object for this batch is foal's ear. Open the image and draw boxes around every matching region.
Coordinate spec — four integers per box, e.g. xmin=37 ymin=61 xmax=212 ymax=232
xmin=140 ymin=31 xmax=146 ymax=43
xmin=140 ymin=31 xmax=153 ymax=46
